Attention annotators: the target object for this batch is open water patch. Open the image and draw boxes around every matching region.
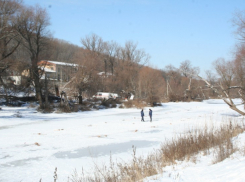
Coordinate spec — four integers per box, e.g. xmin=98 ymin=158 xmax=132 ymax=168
xmin=0 ymin=126 xmax=11 ymax=130
xmin=1 ymin=157 xmax=41 ymax=167
xmin=54 ymin=140 xmax=159 ymax=159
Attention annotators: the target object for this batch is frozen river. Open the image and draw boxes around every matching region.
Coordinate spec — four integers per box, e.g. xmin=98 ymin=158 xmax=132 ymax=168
xmin=0 ymin=100 xmax=242 ymax=181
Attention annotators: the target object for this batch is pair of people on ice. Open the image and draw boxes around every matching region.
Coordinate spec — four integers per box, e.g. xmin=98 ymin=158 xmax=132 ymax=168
xmin=141 ymin=109 xmax=152 ymax=122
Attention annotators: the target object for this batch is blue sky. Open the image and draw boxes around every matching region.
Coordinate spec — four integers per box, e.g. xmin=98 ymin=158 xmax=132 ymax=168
xmin=24 ymin=0 xmax=245 ymax=75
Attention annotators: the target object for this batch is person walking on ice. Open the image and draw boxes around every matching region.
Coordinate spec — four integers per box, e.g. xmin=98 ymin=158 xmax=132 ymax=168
xmin=149 ymin=109 xmax=152 ymax=122
xmin=141 ymin=109 xmax=144 ymax=122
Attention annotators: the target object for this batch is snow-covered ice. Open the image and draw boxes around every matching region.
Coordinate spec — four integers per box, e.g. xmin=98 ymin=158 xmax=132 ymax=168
xmin=0 ymin=99 xmax=245 ymax=181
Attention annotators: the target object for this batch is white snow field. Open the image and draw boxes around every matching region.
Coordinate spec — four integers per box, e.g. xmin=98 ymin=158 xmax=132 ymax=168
xmin=1 ymin=99 xmax=245 ymax=181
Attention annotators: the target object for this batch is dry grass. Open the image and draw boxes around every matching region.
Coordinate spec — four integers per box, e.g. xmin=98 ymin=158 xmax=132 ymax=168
xmin=28 ymin=103 xmax=37 ymax=108
xmin=34 ymin=142 xmax=40 ymax=146
xmin=123 ymin=99 xmax=147 ymax=109
xmin=161 ymin=120 xmax=243 ymax=165
xmin=94 ymin=135 xmax=108 ymax=138
xmin=69 ymin=119 xmax=245 ymax=182
xmin=240 ymin=145 xmax=245 ymax=156
xmin=55 ymin=105 xmax=71 ymax=113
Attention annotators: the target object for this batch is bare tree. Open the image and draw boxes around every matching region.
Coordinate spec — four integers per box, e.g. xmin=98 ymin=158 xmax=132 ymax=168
xmin=15 ymin=4 xmax=51 ymax=108
xmin=179 ymin=60 xmax=200 ymax=91
xmin=213 ymin=58 xmax=235 ymax=95
xmin=233 ymin=10 xmax=245 ymax=42
xmin=198 ymin=74 xmax=245 ymax=115
xmin=121 ymin=41 xmax=150 ymax=65
xmin=138 ymin=66 xmax=165 ymax=104
xmin=81 ymin=33 xmax=105 ymax=73
xmin=49 ymin=38 xmax=80 ymax=62
xmin=0 ymin=0 xmax=22 ymax=103
xmin=0 ymin=0 xmax=21 ymax=63
xmin=179 ymin=60 xmax=192 ymax=77
xmin=175 ymin=59 xmax=245 ymax=114
xmin=69 ymin=48 xmax=101 ymax=103
xmin=205 ymin=70 xmax=218 ymax=98
xmin=81 ymin=33 xmax=104 ymax=53
xmin=232 ymin=44 xmax=245 ymax=104
xmin=164 ymin=64 xmax=182 ymax=100
xmin=205 ymin=70 xmax=217 ymax=85
xmin=103 ymin=41 xmax=119 ymax=76
xmin=110 ymin=41 xmax=150 ymax=96
xmin=177 ymin=58 xmax=244 ymax=113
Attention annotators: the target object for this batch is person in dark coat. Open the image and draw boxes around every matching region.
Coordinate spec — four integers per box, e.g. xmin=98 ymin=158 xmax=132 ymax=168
xmin=149 ymin=109 xmax=152 ymax=122
xmin=141 ymin=109 xmax=144 ymax=122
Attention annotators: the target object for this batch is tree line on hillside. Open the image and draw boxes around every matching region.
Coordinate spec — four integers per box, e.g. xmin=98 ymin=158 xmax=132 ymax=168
xmin=1 ymin=0 xmax=245 ymax=114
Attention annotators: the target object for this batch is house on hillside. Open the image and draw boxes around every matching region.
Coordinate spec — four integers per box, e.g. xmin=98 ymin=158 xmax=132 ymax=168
xmin=37 ymin=60 xmax=78 ymax=82
xmin=22 ymin=60 xmax=78 ymax=83
xmin=21 ymin=60 xmax=79 ymax=96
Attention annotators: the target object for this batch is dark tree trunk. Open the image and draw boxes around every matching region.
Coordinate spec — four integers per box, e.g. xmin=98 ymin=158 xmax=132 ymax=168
xmin=31 ymin=59 xmax=43 ymax=108
xmin=104 ymin=59 xmax=107 ymax=75
xmin=78 ymin=95 xmax=82 ymax=104
xmin=60 ymin=91 xmax=70 ymax=111
xmin=55 ymin=85 xmax=59 ymax=96
xmin=0 ymin=76 xmax=9 ymax=104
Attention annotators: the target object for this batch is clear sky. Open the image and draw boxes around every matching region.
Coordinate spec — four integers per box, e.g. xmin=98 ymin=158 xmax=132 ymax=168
xmin=24 ymin=0 xmax=245 ymax=75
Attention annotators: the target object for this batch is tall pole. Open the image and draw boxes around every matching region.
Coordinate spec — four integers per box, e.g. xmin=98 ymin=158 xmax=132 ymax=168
xmin=45 ymin=72 xmax=49 ymax=108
